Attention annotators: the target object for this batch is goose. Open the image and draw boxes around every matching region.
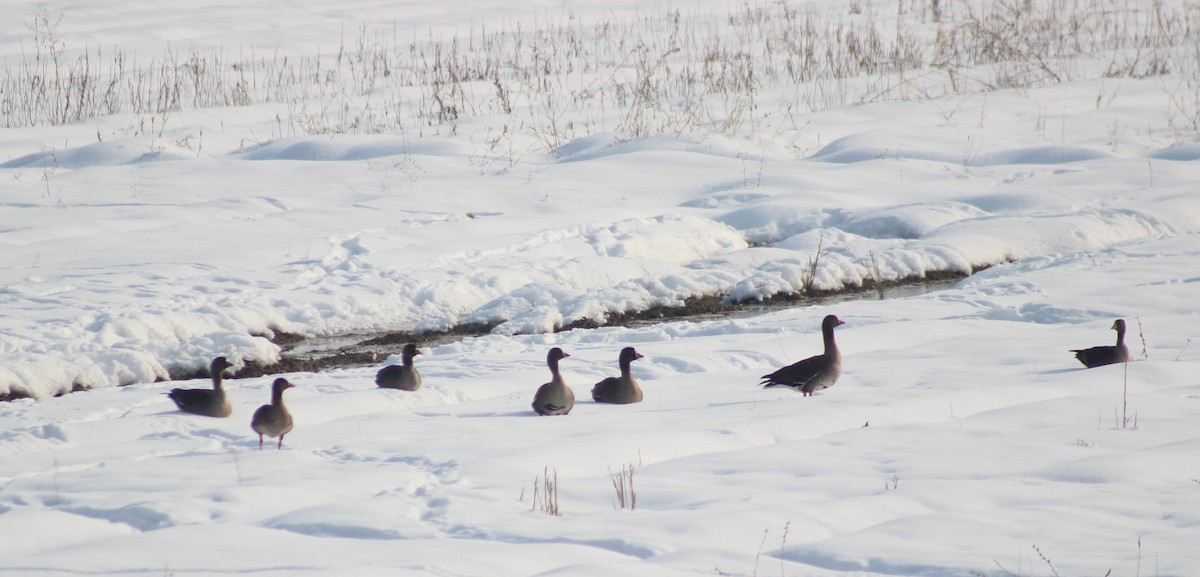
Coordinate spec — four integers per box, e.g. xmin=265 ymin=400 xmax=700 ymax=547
xmin=760 ymin=314 xmax=844 ymax=396
xmin=532 ymin=348 xmax=574 ymax=415
xmin=375 ymin=343 xmax=423 ymax=391
xmin=168 ymin=357 xmax=234 ymax=417
xmin=251 ymin=378 xmax=294 ymax=449
xmin=591 ymin=347 xmax=644 ymax=404
xmin=1072 ymin=319 xmax=1134 ymax=368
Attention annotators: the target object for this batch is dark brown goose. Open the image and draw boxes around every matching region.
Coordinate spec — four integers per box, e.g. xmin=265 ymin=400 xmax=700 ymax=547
xmin=375 ymin=343 xmax=423 ymax=391
xmin=251 ymin=378 xmax=294 ymax=449
xmin=1072 ymin=319 xmax=1134 ymax=368
xmin=760 ymin=314 xmax=844 ymax=396
xmin=532 ymin=348 xmax=574 ymax=416
xmin=168 ymin=357 xmax=234 ymax=417
xmin=591 ymin=347 xmax=644 ymax=404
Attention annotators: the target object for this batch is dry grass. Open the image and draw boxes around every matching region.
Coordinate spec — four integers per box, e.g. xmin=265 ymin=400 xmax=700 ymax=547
xmin=609 ymin=462 xmax=637 ymax=510
xmin=531 ymin=466 xmax=560 ymax=516
xmin=983 ymin=544 xmax=1113 ymax=577
xmin=801 ymin=236 xmax=827 ymax=295
xmin=4 ymin=1 xmax=1199 ymax=146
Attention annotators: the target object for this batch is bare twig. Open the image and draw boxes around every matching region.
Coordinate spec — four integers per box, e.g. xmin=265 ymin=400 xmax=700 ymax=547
xmin=802 ymin=236 xmax=826 ymax=295
xmin=779 ymin=521 xmax=790 ymax=577
xmin=869 ymin=251 xmax=885 ymax=299
xmin=1032 ymin=544 xmax=1062 ymax=577
xmin=1135 ymin=317 xmax=1148 ymax=359
xmin=752 ymin=526 xmax=769 ymax=577
xmin=1176 ymin=338 xmax=1193 ymax=361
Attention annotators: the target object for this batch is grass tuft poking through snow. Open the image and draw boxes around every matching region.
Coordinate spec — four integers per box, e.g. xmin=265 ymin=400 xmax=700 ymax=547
xmin=609 ymin=462 xmax=638 ymax=511
xmin=532 ymin=466 xmax=560 ymax=517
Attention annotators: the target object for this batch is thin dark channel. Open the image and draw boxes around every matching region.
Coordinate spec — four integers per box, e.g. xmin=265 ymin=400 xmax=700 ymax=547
xmin=226 ymin=272 xmax=968 ymax=380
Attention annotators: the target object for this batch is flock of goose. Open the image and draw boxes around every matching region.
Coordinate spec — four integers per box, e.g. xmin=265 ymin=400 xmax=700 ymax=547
xmin=166 ymin=314 xmax=1134 ymax=449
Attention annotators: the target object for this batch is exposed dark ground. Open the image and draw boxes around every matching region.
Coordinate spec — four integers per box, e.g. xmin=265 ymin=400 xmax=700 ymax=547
xmin=227 ymin=272 xmax=968 ymax=380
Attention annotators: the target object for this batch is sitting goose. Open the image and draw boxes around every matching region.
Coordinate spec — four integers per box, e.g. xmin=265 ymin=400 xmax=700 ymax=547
xmin=375 ymin=343 xmax=423 ymax=391
xmin=168 ymin=357 xmax=234 ymax=417
xmin=532 ymin=347 xmax=574 ymax=416
xmin=251 ymin=378 xmax=294 ymax=449
xmin=760 ymin=314 xmax=844 ymax=396
xmin=591 ymin=347 xmax=645 ymax=404
xmin=1072 ymin=319 xmax=1134 ymax=368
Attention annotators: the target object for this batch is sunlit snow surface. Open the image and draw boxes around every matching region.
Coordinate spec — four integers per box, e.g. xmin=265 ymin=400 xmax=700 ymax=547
xmin=2 ymin=0 xmax=1200 ymax=575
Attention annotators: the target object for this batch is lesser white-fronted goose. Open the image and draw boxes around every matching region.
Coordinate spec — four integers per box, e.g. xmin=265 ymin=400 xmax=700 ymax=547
xmin=376 ymin=343 xmax=423 ymax=391
xmin=591 ymin=347 xmax=645 ymax=404
xmin=251 ymin=378 xmax=294 ymax=449
xmin=532 ymin=347 xmax=574 ymax=416
xmin=761 ymin=314 xmax=844 ymax=396
xmin=168 ymin=357 xmax=234 ymax=417
xmin=1072 ymin=319 xmax=1134 ymax=368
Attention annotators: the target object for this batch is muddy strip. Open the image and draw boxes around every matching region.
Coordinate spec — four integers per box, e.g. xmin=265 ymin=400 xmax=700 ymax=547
xmin=225 ymin=271 xmax=970 ymax=379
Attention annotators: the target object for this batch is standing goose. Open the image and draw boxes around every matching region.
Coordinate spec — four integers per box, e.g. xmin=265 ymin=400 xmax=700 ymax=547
xmin=591 ymin=347 xmax=645 ymax=404
xmin=375 ymin=343 xmax=423 ymax=391
xmin=532 ymin=348 xmax=574 ymax=416
xmin=760 ymin=314 xmax=845 ymax=396
xmin=168 ymin=357 xmax=234 ymax=417
xmin=251 ymin=378 xmax=294 ymax=449
xmin=1071 ymin=319 xmax=1134 ymax=368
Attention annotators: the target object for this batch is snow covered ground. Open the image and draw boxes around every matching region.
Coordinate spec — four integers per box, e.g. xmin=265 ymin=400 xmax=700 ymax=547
xmin=2 ymin=0 xmax=1200 ymax=575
